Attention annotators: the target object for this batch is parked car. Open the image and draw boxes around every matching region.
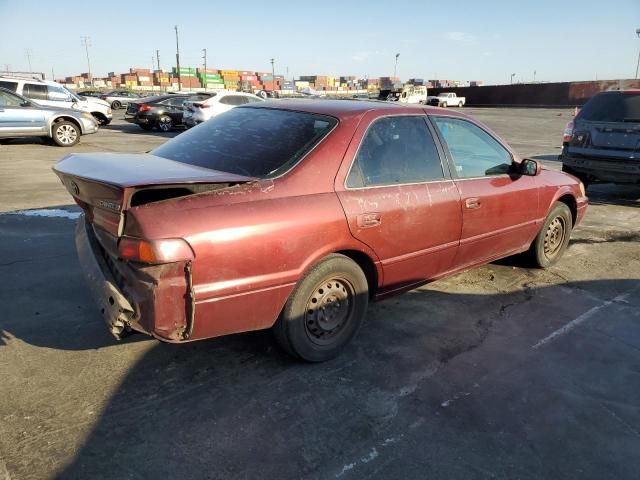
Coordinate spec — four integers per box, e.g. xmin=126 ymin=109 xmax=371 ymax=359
xmin=53 ymin=100 xmax=587 ymax=362
xmin=0 ymin=76 xmax=112 ymax=125
xmin=100 ymin=90 xmax=143 ymax=109
xmin=0 ymin=87 xmax=98 ymax=146
xmin=183 ymin=91 xmax=264 ymax=127
xmin=427 ymin=92 xmax=466 ymax=107
xmin=560 ymin=90 xmax=640 ymax=187
xmin=77 ymin=90 xmax=104 ymax=98
xmin=125 ymin=93 xmax=210 ymax=131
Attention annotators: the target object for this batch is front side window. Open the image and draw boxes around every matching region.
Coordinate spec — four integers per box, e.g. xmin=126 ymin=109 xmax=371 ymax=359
xmin=431 ymin=116 xmax=512 ymax=178
xmin=346 ymin=116 xmax=444 ymax=188
xmin=22 ymin=83 xmax=48 ymax=100
xmin=0 ymin=90 xmax=23 ymax=107
xmin=152 ymin=107 xmax=336 ymax=178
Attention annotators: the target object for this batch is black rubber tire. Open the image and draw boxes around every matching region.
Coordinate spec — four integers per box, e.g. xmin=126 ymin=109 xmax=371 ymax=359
xmin=458 ymin=102 xmax=463 ymax=107
xmin=273 ymin=254 xmax=369 ymax=362
xmin=529 ymin=202 xmax=573 ymax=268
xmin=52 ymin=121 xmax=80 ymax=147
xmin=92 ymin=113 xmax=110 ymax=126
xmin=139 ymin=124 xmax=154 ymax=131
xmin=111 ymin=101 xmax=121 ymax=109
xmin=157 ymin=115 xmax=173 ymax=132
xmin=440 ymin=102 xmax=447 ymax=108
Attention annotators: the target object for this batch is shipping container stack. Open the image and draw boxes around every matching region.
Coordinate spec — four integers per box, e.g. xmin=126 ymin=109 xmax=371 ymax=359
xmin=197 ymin=68 xmax=225 ymax=90
xmin=172 ymin=67 xmax=202 ymax=89
xmin=153 ymin=70 xmax=170 ymax=88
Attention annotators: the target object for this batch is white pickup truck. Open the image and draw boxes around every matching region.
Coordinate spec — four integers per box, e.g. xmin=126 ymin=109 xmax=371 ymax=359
xmin=427 ymin=92 xmax=466 ymax=108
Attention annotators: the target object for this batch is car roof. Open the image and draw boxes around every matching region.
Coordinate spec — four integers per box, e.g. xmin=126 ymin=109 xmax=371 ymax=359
xmin=246 ymin=99 xmax=470 ymax=121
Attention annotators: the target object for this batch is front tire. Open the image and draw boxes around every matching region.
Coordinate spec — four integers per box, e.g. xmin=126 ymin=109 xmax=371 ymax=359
xmin=52 ymin=121 xmax=80 ymax=147
xmin=529 ymin=202 xmax=573 ymax=268
xmin=157 ymin=115 xmax=173 ymax=132
xmin=273 ymin=254 xmax=369 ymax=362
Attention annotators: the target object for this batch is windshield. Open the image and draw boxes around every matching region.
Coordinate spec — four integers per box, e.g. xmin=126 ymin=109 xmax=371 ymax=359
xmin=152 ymin=107 xmax=337 ymax=178
xmin=63 ymin=86 xmax=83 ymax=102
xmin=578 ymin=92 xmax=640 ymax=123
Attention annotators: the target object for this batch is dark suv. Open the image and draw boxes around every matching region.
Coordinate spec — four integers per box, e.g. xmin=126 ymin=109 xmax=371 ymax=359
xmin=560 ymin=90 xmax=640 ymax=186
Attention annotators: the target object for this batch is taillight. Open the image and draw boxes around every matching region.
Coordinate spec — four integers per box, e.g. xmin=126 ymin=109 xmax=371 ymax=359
xmin=197 ymin=103 xmax=210 ymax=109
xmin=563 ymin=121 xmax=574 ymax=143
xmin=118 ymin=237 xmax=194 ymax=264
xmin=138 ymin=104 xmax=152 ymax=112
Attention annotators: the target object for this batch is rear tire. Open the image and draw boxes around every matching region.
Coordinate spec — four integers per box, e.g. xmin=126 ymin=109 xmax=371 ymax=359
xmin=111 ymin=101 xmax=121 ymax=110
xmin=157 ymin=115 xmax=173 ymax=132
xmin=458 ymin=101 xmax=463 ymax=107
xmin=529 ymin=202 xmax=573 ymax=268
xmin=52 ymin=121 xmax=80 ymax=147
xmin=273 ymin=254 xmax=369 ymax=362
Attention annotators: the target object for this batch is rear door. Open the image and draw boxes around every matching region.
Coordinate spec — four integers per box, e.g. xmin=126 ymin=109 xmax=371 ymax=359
xmin=430 ymin=115 xmax=540 ymax=268
xmin=335 ymin=113 xmax=462 ymax=293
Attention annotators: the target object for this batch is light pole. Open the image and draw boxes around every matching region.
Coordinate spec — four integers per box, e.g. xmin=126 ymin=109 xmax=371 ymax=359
xmin=80 ymin=37 xmax=93 ymax=88
xmin=270 ymin=58 xmax=275 ymax=92
xmin=175 ymin=25 xmax=181 ymax=91
xmin=394 ymin=53 xmax=400 ymax=78
xmin=635 ymin=28 xmax=640 ymax=79
xmin=510 ymin=73 xmax=516 ymax=85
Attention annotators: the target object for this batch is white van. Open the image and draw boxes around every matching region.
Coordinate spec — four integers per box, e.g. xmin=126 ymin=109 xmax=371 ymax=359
xmin=0 ymin=76 xmax=112 ymax=125
xmin=398 ymin=85 xmax=428 ymax=104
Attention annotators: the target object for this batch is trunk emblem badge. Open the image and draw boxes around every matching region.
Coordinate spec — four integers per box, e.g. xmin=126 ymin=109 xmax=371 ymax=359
xmin=70 ymin=180 xmax=80 ymax=195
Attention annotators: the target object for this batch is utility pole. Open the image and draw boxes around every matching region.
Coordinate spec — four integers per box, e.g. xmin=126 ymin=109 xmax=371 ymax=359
xmin=152 ymin=55 xmax=155 ymax=72
xmin=510 ymin=73 xmax=516 ymax=85
xmin=533 ymin=70 xmax=536 ymax=83
xmin=156 ymin=49 xmax=160 ymax=71
xmin=270 ymin=58 xmax=275 ymax=88
xmin=80 ymin=36 xmax=93 ymax=88
xmin=51 ymin=68 xmax=55 ymax=81
xmin=25 ymin=49 xmax=33 ymax=72
xmin=394 ymin=53 xmax=400 ymax=78
xmin=174 ymin=25 xmax=181 ymax=91
xmin=202 ymin=48 xmax=207 ymax=89
xmin=635 ymin=28 xmax=640 ymax=79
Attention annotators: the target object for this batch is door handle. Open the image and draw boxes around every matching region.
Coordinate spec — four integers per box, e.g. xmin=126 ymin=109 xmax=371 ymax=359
xmin=357 ymin=212 xmax=381 ymax=228
xmin=465 ymin=197 xmax=481 ymax=209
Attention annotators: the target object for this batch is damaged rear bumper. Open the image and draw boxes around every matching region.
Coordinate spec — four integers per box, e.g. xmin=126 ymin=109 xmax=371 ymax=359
xmin=75 ymin=216 xmax=143 ymax=339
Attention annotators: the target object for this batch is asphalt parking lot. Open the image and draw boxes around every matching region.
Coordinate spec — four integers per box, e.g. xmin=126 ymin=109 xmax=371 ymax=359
xmin=1 ymin=108 xmax=639 ymax=480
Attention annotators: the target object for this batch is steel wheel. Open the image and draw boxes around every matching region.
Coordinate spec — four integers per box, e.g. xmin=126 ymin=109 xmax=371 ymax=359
xmin=157 ymin=116 xmax=173 ymax=132
xmin=304 ymin=278 xmax=355 ymax=346
xmin=543 ymin=216 xmax=566 ymax=259
xmin=273 ymin=254 xmax=369 ymax=362
xmin=529 ymin=202 xmax=573 ymax=268
xmin=52 ymin=121 xmax=79 ymax=147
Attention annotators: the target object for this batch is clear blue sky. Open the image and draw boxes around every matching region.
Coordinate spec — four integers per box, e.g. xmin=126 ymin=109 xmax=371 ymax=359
xmin=1 ymin=0 xmax=638 ymax=85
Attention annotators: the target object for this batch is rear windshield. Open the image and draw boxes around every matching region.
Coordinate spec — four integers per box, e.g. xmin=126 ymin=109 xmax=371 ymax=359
xmin=578 ymin=92 xmax=640 ymax=123
xmin=152 ymin=107 xmax=337 ymax=178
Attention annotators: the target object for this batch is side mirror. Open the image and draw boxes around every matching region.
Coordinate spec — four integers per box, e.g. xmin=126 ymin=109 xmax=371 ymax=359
xmin=21 ymin=100 xmax=31 ymax=107
xmin=521 ymin=159 xmax=541 ymax=176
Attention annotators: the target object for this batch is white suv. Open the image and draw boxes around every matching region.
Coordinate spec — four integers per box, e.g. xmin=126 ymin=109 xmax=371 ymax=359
xmin=0 ymin=76 xmax=113 ymax=125
xmin=182 ymin=91 xmax=264 ymax=127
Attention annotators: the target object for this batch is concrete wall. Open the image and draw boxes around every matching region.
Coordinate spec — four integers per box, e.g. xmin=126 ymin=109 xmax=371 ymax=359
xmin=429 ymin=79 xmax=640 ymax=107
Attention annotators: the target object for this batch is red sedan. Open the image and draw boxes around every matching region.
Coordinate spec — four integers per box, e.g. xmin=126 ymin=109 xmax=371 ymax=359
xmin=53 ymin=100 xmax=588 ymax=361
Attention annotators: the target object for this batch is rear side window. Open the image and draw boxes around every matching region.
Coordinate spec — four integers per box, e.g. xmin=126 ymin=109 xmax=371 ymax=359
xmin=347 ymin=116 xmax=444 ymax=188
xmin=22 ymin=83 xmax=48 ymax=100
xmin=0 ymin=90 xmax=23 ymax=107
xmin=152 ymin=107 xmax=337 ymax=178
xmin=220 ymin=95 xmax=246 ymax=106
xmin=578 ymin=92 xmax=640 ymax=123
xmin=0 ymin=81 xmax=18 ymax=92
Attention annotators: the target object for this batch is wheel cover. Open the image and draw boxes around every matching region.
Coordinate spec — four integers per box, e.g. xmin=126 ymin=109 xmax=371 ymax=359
xmin=544 ymin=216 xmax=566 ymax=258
xmin=304 ymin=277 xmax=354 ymax=346
xmin=159 ymin=117 xmax=172 ymax=131
xmin=55 ymin=124 xmax=78 ymax=144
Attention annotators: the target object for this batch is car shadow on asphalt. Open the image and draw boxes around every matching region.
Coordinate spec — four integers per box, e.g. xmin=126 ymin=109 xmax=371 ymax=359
xmin=100 ymin=122 xmax=182 ymax=138
xmin=4 ymin=273 xmax=640 ymax=479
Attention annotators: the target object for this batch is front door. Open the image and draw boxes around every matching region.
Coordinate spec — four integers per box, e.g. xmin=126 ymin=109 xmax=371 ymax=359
xmin=430 ymin=115 xmax=540 ymax=268
xmin=335 ymin=113 xmax=462 ymax=294
xmin=0 ymin=89 xmax=46 ymax=137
